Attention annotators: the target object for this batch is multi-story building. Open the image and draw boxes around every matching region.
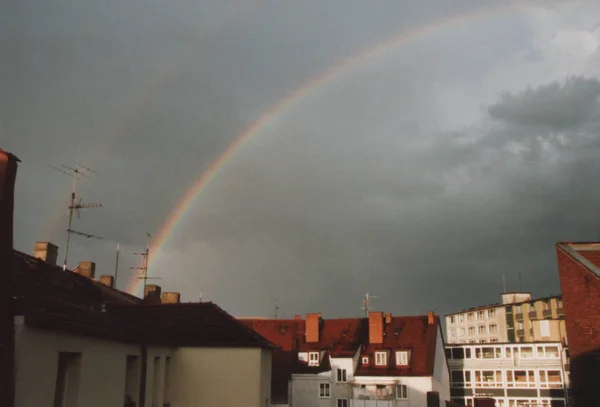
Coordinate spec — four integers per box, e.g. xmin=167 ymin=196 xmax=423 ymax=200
xmin=555 ymin=241 xmax=600 ymax=407
xmin=242 ymin=311 xmax=451 ymax=407
xmin=446 ymin=342 xmax=569 ymax=407
xmin=445 ymin=293 xmax=566 ymax=345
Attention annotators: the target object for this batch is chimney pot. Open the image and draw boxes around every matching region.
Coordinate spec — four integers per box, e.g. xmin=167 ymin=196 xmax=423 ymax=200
xmin=294 ymin=314 xmax=302 ymax=320
xmin=369 ymin=312 xmax=384 ymax=344
xmin=427 ymin=311 xmax=435 ymax=326
xmin=161 ymin=292 xmax=181 ymax=304
xmin=385 ymin=312 xmax=392 ymax=324
xmin=99 ymin=275 xmax=114 ymax=288
xmin=75 ymin=261 xmax=96 ymax=278
xmin=144 ymin=284 xmax=162 ymax=304
xmin=33 ymin=242 xmax=59 ymax=266
xmin=305 ymin=313 xmax=321 ymax=343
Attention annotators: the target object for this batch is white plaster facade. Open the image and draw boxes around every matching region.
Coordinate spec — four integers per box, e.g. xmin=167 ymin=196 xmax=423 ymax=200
xmin=14 ymin=317 xmax=272 ymax=407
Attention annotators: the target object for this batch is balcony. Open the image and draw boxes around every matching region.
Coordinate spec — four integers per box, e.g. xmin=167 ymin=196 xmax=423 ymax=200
xmin=515 ymin=313 xmax=523 ymax=321
xmin=516 ymin=329 xmax=525 ymax=337
xmin=557 ymin=307 xmax=564 ymax=317
xmin=543 ymin=310 xmax=553 ymax=318
xmin=528 ymin=311 xmax=537 ymax=319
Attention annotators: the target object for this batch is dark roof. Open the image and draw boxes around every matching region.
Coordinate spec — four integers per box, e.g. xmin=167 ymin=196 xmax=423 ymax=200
xmin=242 ymin=315 xmax=439 ymax=377
xmin=12 ymin=250 xmax=272 ymax=348
xmin=356 ymin=315 xmax=438 ymax=377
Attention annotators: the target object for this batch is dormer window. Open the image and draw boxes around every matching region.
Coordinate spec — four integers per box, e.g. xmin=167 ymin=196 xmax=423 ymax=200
xmin=396 ymin=350 xmax=410 ymax=366
xmin=375 ymin=351 xmax=388 ymax=366
xmin=308 ymin=352 xmax=320 ymax=366
xmin=361 ymin=356 xmax=369 ymax=364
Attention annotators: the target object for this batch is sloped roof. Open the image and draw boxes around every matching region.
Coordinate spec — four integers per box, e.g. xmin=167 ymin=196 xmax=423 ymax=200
xmin=12 ymin=250 xmax=271 ymax=348
xmin=557 ymin=241 xmax=600 ymax=278
xmin=356 ymin=315 xmax=438 ymax=377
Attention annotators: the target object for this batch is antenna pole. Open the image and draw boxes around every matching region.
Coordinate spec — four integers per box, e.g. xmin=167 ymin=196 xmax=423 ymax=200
xmin=503 ymin=274 xmax=507 ymax=294
xmin=63 ymin=191 xmax=76 ymax=268
xmin=114 ymin=243 xmax=120 ymax=287
xmin=130 ymin=234 xmax=161 ymax=296
xmin=518 ymin=270 xmax=523 ymax=292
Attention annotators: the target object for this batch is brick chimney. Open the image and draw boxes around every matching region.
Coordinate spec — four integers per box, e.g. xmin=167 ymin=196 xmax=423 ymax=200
xmin=33 ymin=242 xmax=58 ymax=266
xmin=385 ymin=312 xmax=392 ymax=324
xmin=144 ymin=284 xmax=162 ymax=304
xmin=294 ymin=314 xmax=302 ymax=320
xmin=161 ymin=292 xmax=181 ymax=304
xmin=0 ymin=149 xmax=19 ymax=407
xmin=305 ymin=313 xmax=321 ymax=343
xmin=369 ymin=312 xmax=384 ymax=344
xmin=99 ymin=275 xmax=114 ymax=288
xmin=75 ymin=261 xmax=96 ymax=278
xmin=427 ymin=311 xmax=436 ymax=325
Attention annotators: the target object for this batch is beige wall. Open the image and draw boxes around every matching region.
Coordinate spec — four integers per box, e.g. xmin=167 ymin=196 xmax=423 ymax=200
xmin=170 ymin=347 xmax=272 ymax=407
xmin=14 ymin=322 xmax=171 ymax=407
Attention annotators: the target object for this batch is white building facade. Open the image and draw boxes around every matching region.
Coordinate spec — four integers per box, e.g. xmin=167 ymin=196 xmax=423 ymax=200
xmin=446 ymin=342 xmax=569 ymax=407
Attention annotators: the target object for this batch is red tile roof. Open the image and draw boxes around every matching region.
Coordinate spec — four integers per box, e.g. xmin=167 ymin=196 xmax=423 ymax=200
xmin=12 ymin=250 xmax=272 ymax=349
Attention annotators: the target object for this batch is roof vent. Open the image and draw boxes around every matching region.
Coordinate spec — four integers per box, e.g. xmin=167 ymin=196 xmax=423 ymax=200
xmin=160 ymin=292 xmax=181 ymax=304
xmin=74 ymin=261 xmax=96 ymax=279
xmin=99 ymin=275 xmax=114 ymax=288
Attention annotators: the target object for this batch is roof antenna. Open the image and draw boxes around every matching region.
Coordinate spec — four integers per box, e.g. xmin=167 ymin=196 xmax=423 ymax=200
xmin=361 ymin=293 xmax=379 ymax=318
xmin=130 ymin=233 xmax=161 ymax=294
xmin=502 ymin=274 xmax=507 ymax=294
xmin=114 ymin=243 xmax=120 ymax=288
xmin=272 ymin=300 xmax=281 ymax=319
xmin=50 ymin=159 xmax=103 ymax=270
xmin=518 ymin=269 xmax=523 ymax=292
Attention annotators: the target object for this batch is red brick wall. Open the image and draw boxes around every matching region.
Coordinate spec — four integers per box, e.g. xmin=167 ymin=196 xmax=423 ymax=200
xmin=368 ymin=312 xmax=383 ymax=344
xmin=305 ymin=313 xmax=320 ymax=343
xmin=556 ymin=245 xmax=600 ymax=407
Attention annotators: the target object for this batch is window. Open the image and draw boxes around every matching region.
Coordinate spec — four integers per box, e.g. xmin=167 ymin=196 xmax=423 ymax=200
xmin=451 ymin=370 xmax=472 ymax=387
xmin=319 ymin=383 xmax=330 ymax=398
xmin=542 ymin=301 xmax=550 ymax=310
xmin=557 ymin=298 xmax=563 ymax=308
xmin=449 ymin=316 xmax=455 ymax=324
xmin=490 ymin=338 xmax=498 ymax=343
xmin=506 ymin=370 xmax=535 ymax=388
xmin=396 ymin=351 xmax=409 ymax=366
xmin=337 ymin=399 xmax=349 ymax=407
xmin=457 ymin=328 xmax=465 ymax=336
xmin=308 ymin=352 xmax=320 ymax=366
xmin=475 ymin=347 xmax=501 ymax=359
xmin=361 ymin=356 xmax=369 ymax=364
xmin=449 ymin=328 xmax=456 ymax=337
xmin=458 ymin=314 xmax=464 ymax=322
xmin=515 ymin=305 xmax=522 ymax=314
xmin=375 ymin=351 xmax=388 ymax=366
xmin=468 ymin=326 xmax=475 ymax=335
xmin=519 ymin=346 xmax=533 ymax=359
xmin=474 ymin=370 xmax=503 ymax=387
xmin=517 ymin=321 xmax=524 ymax=330
xmin=505 ymin=347 xmax=513 ymax=359
xmin=298 ymin=352 xmax=308 ymax=362
xmin=477 ymin=310 xmax=486 ymax=320
xmin=478 ymin=325 xmax=486 ymax=334
xmin=451 ymin=348 xmax=464 ymax=360
xmin=537 ymin=345 xmax=559 ymax=358
xmin=396 ymin=384 xmax=407 ymax=399
xmin=488 ymin=324 xmax=497 ymax=333
xmin=467 ymin=313 xmax=474 ymax=321
xmin=337 ymin=368 xmax=347 ymax=382
xmin=124 ymin=355 xmax=140 ymax=407
xmin=163 ymin=357 xmax=172 ymax=407
xmin=53 ymin=352 xmax=82 ymax=407
xmin=488 ymin=308 xmax=496 ymax=317
xmin=539 ymin=370 xmax=563 ymax=388
xmin=151 ymin=357 xmax=161 ymax=407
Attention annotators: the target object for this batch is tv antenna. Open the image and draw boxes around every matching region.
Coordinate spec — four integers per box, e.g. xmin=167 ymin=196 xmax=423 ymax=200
xmin=49 ymin=160 xmax=103 ymax=269
xmin=272 ymin=300 xmax=281 ymax=319
xmin=129 ymin=233 xmax=161 ymax=293
xmin=361 ymin=293 xmax=379 ymax=317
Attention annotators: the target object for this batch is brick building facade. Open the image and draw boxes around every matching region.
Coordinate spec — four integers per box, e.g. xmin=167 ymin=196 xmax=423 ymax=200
xmin=555 ymin=242 xmax=600 ymax=407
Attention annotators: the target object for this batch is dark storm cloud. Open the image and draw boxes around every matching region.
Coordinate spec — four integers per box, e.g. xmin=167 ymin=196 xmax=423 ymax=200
xmin=488 ymin=75 xmax=600 ymax=129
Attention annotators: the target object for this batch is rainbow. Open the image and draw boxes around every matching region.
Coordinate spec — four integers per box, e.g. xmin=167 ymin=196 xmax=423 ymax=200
xmin=126 ymin=1 xmax=556 ymax=295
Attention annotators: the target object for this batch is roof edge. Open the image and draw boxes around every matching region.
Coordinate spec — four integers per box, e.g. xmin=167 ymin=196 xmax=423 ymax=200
xmin=557 ymin=243 xmax=600 ymax=279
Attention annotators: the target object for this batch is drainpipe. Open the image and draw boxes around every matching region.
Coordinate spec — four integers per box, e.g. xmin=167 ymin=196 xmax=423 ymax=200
xmin=139 ymin=345 xmax=148 ymax=407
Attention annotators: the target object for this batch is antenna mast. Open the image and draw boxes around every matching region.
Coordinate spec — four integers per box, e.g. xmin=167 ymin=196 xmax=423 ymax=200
xmin=50 ymin=160 xmax=103 ymax=269
xmin=114 ymin=243 xmax=120 ymax=288
xmin=361 ymin=293 xmax=379 ymax=318
xmin=130 ymin=233 xmax=161 ymax=294
xmin=272 ymin=301 xmax=281 ymax=319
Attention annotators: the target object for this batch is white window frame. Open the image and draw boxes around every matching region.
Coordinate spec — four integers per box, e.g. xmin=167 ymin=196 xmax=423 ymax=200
xmin=375 ymin=351 xmax=388 ymax=366
xmin=468 ymin=326 xmax=475 ymax=335
xmin=478 ymin=325 xmax=486 ymax=334
xmin=449 ymin=316 xmax=455 ymax=324
xmin=308 ymin=352 xmax=320 ymax=366
xmin=539 ymin=369 xmax=563 ymax=388
xmin=477 ymin=310 xmax=486 ymax=320
xmin=336 ymin=368 xmax=347 ymax=382
xmin=536 ymin=345 xmax=560 ymax=359
xmin=318 ymin=382 xmax=331 ymax=398
xmin=396 ymin=384 xmax=407 ymax=400
xmin=488 ymin=323 xmax=497 ymax=334
xmin=467 ymin=313 xmax=474 ymax=321
xmin=395 ymin=350 xmax=409 ymax=366
xmin=361 ymin=356 xmax=369 ymax=364
xmin=488 ymin=308 xmax=496 ymax=317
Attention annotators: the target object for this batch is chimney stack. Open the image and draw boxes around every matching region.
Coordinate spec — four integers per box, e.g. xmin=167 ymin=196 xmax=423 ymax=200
xmin=369 ymin=312 xmax=384 ymax=344
xmin=0 ymin=149 xmax=19 ymax=407
xmin=427 ymin=311 xmax=435 ymax=326
xmin=161 ymin=292 xmax=181 ymax=304
xmin=99 ymin=275 xmax=114 ymax=288
xmin=385 ymin=312 xmax=392 ymax=324
xmin=33 ymin=242 xmax=59 ymax=266
xmin=294 ymin=314 xmax=302 ymax=320
xmin=305 ymin=313 xmax=321 ymax=343
xmin=144 ymin=284 xmax=162 ymax=304
xmin=75 ymin=261 xmax=96 ymax=279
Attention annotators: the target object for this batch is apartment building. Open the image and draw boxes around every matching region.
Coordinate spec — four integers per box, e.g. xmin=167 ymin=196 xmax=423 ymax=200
xmin=445 ymin=293 xmax=566 ymax=345
xmin=446 ymin=342 xmax=569 ymax=407
xmin=242 ymin=311 xmax=450 ymax=407
xmin=555 ymin=242 xmax=600 ymax=407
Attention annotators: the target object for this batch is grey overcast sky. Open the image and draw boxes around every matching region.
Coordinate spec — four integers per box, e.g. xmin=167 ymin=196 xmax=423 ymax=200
xmin=3 ymin=0 xmax=600 ymax=318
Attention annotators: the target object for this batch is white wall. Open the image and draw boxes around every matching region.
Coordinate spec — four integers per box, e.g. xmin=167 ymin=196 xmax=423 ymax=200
xmin=14 ymin=322 xmax=171 ymax=407
xmin=291 ymin=373 xmax=333 ymax=407
xmin=432 ymin=329 xmax=450 ymax=407
xmin=169 ymin=347 xmax=272 ymax=407
xmin=331 ymin=357 xmax=355 ymax=402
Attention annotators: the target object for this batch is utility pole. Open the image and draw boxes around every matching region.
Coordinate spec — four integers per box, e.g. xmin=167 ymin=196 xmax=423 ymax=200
xmin=50 ymin=161 xmax=103 ymax=269
xmin=130 ymin=233 xmax=161 ymax=295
